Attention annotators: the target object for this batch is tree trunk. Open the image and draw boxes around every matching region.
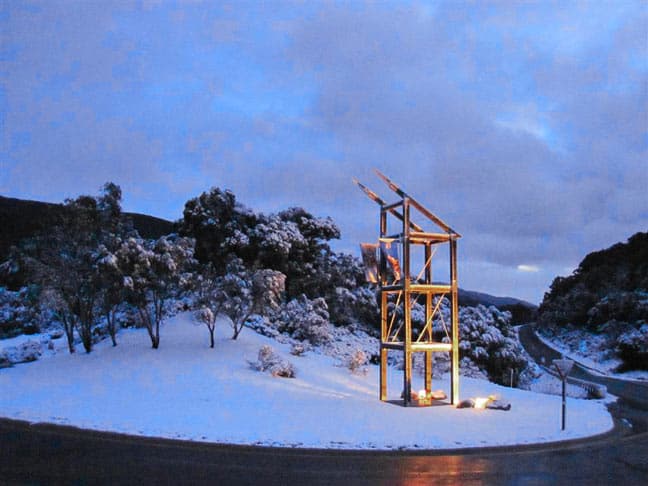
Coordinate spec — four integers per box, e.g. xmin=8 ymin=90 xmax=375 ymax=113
xmin=210 ymin=328 xmax=215 ymax=348
xmin=81 ymin=327 xmax=92 ymax=353
xmin=61 ymin=314 xmax=75 ymax=354
xmin=231 ymin=312 xmax=251 ymax=340
xmin=154 ymin=317 xmax=160 ymax=349
xmin=138 ymin=306 xmax=157 ymax=349
xmin=106 ymin=310 xmax=117 ymax=347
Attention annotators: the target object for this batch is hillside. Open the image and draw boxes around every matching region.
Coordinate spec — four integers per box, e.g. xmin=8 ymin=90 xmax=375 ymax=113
xmin=0 ymin=195 xmax=175 ymax=261
xmin=0 ymin=311 xmax=612 ymax=449
xmin=537 ymin=231 xmax=648 ymax=371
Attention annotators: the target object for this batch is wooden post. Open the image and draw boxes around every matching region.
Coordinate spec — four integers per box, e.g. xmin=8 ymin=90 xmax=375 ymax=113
xmin=403 ymin=198 xmax=412 ymax=406
xmin=424 ymin=243 xmax=432 ymax=392
xmin=450 ymin=237 xmax=460 ymax=405
xmin=380 ymin=208 xmax=388 ymax=401
xmin=380 ymin=291 xmax=388 ymax=401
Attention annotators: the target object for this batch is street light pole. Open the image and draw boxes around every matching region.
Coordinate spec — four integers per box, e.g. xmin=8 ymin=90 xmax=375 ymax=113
xmin=553 ymin=358 xmax=574 ymax=431
xmin=561 ymin=377 xmax=566 ymax=430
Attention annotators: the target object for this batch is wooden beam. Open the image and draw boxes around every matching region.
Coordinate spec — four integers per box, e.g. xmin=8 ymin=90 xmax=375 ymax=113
xmin=410 ymin=231 xmax=451 ymax=242
xmin=403 ymin=198 xmax=412 ymax=406
xmin=380 ymin=342 xmax=453 ymax=352
xmin=380 ymin=291 xmax=388 ymax=401
xmin=353 ymin=178 xmax=423 ymax=232
xmin=373 ymin=169 xmax=461 ymax=237
xmin=450 ymin=237 xmax=460 ymax=405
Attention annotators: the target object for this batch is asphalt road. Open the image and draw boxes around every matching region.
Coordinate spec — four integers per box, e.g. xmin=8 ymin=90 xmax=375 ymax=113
xmin=0 ymin=416 xmax=645 ymax=485
xmin=518 ymin=324 xmax=648 ymax=411
xmin=1 ymin=327 xmax=647 ymax=485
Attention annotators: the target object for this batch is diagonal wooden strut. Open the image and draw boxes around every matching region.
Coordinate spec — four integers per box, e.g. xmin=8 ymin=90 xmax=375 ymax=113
xmin=373 ymin=169 xmax=460 ymax=237
xmin=352 ymin=178 xmax=423 ymax=233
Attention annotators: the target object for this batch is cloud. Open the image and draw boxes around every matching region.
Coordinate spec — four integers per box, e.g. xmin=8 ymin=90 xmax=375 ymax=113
xmin=1 ymin=0 xmax=646 ymax=303
xmin=517 ymin=265 xmax=540 ymax=273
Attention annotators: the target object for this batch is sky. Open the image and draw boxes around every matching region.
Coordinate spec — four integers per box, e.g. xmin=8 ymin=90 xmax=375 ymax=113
xmin=1 ymin=0 xmax=647 ymax=304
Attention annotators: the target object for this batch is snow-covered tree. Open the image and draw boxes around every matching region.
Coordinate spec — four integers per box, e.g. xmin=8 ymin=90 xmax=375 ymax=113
xmin=215 ymin=260 xmax=256 ymax=340
xmin=119 ymin=235 xmax=196 ymax=349
xmin=94 ymin=244 xmax=124 ymax=346
xmin=195 ymin=306 xmax=217 ymax=348
xmin=5 ymin=183 xmax=129 ymax=353
xmin=179 ymin=187 xmax=257 ymax=267
xmin=193 ymin=258 xmax=286 ymax=344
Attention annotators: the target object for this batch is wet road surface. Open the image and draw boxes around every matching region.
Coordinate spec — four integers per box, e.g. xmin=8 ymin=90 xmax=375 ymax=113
xmin=0 ymin=416 xmax=646 ymax=485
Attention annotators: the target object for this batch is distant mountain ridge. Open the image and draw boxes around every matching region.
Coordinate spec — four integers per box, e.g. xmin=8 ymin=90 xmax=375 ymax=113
xmin=458 ymin=289 xmax=535 ymax=309
xmin=458 ymin=289 xmax=537 ymax=323
xmin=0 ymin=195 xmax=175 ymax=261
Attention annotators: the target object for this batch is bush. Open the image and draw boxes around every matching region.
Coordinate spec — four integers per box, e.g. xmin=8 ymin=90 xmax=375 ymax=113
xmin=290 ymin=343 xmax=308 ymax=356
xmin=457 ymin=304 xmax=528 ymax=386
xmin=250 ymin=345 xmax=296 ymax=378
xmin=274 ymin=295 xmax=331 ymax=345
xmin=328 ymin=285 xmax=378 ymax=326
xmin=616 ymin=324 xmax=648 ymax=371
xmin=0 ymin=286 xmax=43 ymax=339
xmin=347 ymin=349 xmax=368 ymax=375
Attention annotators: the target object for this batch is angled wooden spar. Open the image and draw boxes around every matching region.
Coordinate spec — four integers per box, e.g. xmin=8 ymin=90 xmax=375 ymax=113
xmin=353 ymin=178 xmax=423 ymax=233
xmin=373 ymin=169 xmax=461 ymax=237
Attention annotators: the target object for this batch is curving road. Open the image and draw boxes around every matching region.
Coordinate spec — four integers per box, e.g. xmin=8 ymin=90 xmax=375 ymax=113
xmin=518 ymin=325 xmax=648 ymax=411
xmin=1 ymin=327 xmax=647 ymax=485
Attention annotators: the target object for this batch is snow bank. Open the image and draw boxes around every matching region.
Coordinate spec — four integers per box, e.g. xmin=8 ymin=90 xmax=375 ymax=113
xmin=535 ymin=330 xmax=648 ymax=382
xmin=0 ymin=313 xmax=613 ymax=450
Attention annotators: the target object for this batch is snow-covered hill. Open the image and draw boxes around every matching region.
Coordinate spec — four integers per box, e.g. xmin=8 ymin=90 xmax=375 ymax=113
xmin=0 ymin=312 xmax=612 ymax=450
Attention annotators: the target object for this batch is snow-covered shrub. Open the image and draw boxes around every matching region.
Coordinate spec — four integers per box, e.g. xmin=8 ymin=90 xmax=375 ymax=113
xmin=0 ymin=349 xmax=11 ymax=367
xmin=0 ymin=286 xmax=43 ymax=339
xmin=616 ymin=324 xmax=648 ymax=371
xmin=15 ymin=340 xmax=42 ymax=362
xmin=274 ymin=295 xmax=331 ymax=345
xmin=250 ymin=345 xmax=295 ymax=378
xmin=347 ymin=349 xmax=368 ymax=375
xmin=328 ymin=285 xmax=379 ymax=326
xmin=290 ymin=343 xmax=308 ymax=356
xmin=458 ymin=305 xmax=528 ymax=386
xmin=1 ymin=340 xmax=43 ymax=365
xmin=245 ymin=314 xmax=280 ymax=338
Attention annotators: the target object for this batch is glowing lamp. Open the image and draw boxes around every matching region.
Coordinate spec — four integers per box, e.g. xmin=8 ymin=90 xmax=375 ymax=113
xmin=474 ymin=397 xmax=490 ymax=409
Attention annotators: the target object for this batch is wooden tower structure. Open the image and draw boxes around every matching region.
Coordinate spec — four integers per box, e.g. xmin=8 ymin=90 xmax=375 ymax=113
xmin=355 ymin=170 xmax=461 ymax=406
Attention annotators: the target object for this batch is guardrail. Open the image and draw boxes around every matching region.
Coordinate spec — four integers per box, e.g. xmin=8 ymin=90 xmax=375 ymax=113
xmin=540 ymin=364 xmax=607 ymax=399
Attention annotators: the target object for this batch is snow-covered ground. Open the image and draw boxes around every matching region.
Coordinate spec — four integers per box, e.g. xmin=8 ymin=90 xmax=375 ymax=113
xmin=535 ymin=330 xmax=648 ymax=382
xmin=0 ymin=313 xmax=613 ymax=450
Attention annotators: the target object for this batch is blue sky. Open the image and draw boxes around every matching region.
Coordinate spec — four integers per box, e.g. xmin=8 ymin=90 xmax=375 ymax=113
xmin=1 ymin=0 xmax=646 ymax=304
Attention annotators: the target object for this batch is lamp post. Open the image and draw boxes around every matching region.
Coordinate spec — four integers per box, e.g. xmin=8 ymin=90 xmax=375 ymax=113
xmin=553 ymin=358 xmax=574 ymax=430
